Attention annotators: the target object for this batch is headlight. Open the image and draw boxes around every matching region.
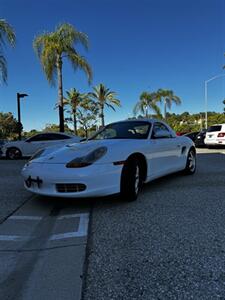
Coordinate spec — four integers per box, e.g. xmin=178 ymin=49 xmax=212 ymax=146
xmin=66 ymin=146 xmax=107 ymax=168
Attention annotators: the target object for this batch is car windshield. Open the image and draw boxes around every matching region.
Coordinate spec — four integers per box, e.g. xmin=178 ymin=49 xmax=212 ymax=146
xmin=90 ymin=121 xmax=151 ymax=140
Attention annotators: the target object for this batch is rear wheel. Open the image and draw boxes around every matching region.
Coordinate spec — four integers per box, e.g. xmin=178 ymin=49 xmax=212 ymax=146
xmin=6 ymin=147 xmax=22 ymax=160
xmin=120 ymin=159 xmax=144 ymax=201
xmin=184 ymin=148 xmax=196 ymax=175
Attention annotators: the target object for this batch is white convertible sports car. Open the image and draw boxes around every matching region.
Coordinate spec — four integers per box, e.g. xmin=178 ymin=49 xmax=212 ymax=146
xmin=21 ymin=119 xmax=196 ymax=201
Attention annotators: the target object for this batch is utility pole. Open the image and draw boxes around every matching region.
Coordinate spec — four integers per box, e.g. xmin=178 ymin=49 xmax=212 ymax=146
xmin=17 ymin=93 xmax=28 ymax=140
xmin=204 ymin=74 xmax=225 ymax=129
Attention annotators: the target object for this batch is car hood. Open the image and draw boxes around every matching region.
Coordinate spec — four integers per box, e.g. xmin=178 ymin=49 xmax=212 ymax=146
xmin=31 ymin=139 xmax=146 ymax=164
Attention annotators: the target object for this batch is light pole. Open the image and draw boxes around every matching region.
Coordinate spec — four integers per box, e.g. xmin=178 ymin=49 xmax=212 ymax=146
xmin=17 ymin=93 xmax=28 ymax=140
xmin=204 ymin=74 xmax=225 ymax=129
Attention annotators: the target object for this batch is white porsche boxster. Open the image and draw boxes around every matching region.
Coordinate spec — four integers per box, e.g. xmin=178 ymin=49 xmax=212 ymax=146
xmin=21 ymin=119 xmax=196 ymax=201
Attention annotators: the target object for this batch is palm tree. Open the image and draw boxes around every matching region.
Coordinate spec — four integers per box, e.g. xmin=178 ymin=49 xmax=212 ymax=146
xmin=134 ymin=91 xmax=161 ymax=118
xmin=155 ymin=89 xmax=181 ymax=120
xmin=0 ymin=19 xmax=16 ymax=84
xmin=89 ymin=83 xmax=121 ymax=127
xmin=33 ymin=23 xmax=92 ymax=132
xmin=64 ymin=88 xmax=85 ymax=135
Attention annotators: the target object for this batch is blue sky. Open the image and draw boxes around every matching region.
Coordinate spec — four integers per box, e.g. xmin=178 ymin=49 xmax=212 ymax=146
xmin=1 ymin=0 xmax=225 ymax=131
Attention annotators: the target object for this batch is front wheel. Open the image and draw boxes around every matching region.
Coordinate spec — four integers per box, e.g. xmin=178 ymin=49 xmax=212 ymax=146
xmin=184 ymin=148 xmax=196 ymax=175
xmin=6 ymin=147 xmax=22 ymax=160
xmin=120 ymin=159 xmax=143 ymax=201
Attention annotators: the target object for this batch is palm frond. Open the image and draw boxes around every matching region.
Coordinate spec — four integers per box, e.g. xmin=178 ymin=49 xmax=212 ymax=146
xmin=56 ymin=23 xmax=89 ymax=51
xmin=165 ymin=97 xmax=172 ymax=109
xmin=172 ymin=95 xmax=181 ymax=105
xmin=105 ymin=103 xmax=116 ymax=111
xmin=0 ymin=19 xmax=16 ymax=47
xmin=33 ymin=33 xmax=57 ymax=85
xmin=67 ymin=49 xmax=92 ymax=84
xmin=33 ymin=33 xmax=51 ymax=57
xmin=151 ymin=102 xmax=161 ymax=115
xmin=33 ymin=23 xmax=92 ymax=87
xmin=108 ymin=97 xmax=121 ymax=107
xmin=0 ymin=55 xmax=7 ymax=84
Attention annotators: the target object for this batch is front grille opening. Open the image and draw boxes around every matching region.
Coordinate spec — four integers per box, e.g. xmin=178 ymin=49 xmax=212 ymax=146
xmin=56 ymin=183 xmax=86 ymax=193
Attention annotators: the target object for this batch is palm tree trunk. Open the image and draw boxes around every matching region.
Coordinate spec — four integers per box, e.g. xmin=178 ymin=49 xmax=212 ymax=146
xmin=56 ymin=55 xmax=64 ymax=132
xmin=73 ymin=109 xmax=77 ymax=135
xmin=145 ymin=106 xmax=148 ymax=118
xmin=164 ymin=99 xmax=167 ymax=120
xmin=100 ymin=105 xmax=105 ymax=127
xmin=84 ymin=125 xmax=88 ymax=139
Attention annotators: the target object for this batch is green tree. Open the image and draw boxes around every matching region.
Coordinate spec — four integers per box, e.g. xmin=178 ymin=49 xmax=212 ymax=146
xmin=33 ymin=23 xmax=92 ymax=132
xmin=0 ymin=112 xmax=18 ymax=139
xmin=89 ymin=83 xmax=121 ymax=127
xmin=23 ymin=129 xmax=40 ymax=139
xmin=43 ymin=123 xmax=72 ymax=133
xmin=0 ymin=19 xmax=16 ymax=84
xmin=223 ymin=99 xmax=225 ymax=114
xmin=208 ymin=112 xmax=225 ymax=126
xmin=155 ymin=89 xmax=181 ymax=120
xmin=64 ymin=88 xmax=86 ymax=135
xmin=77 ymin=98 xmax=98 ymax=138
xmin=133 ymin=91 xmax=161 ymax=118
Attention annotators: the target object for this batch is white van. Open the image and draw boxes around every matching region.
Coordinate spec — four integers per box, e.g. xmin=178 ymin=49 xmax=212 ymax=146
xmin=204 ymin=124 xmax=225 ymax=146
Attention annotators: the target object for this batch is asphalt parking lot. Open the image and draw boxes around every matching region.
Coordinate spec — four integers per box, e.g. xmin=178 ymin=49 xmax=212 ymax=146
xmin=0 ymin=148 xmax=225 ymax=299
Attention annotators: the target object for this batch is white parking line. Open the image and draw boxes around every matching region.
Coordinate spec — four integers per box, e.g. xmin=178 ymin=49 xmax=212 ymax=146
xmin=50 ymin=213 xmax=89 ymax=240
xmin=0 ymin=235 xmax=28 ymax=241
xmin=0 ymin=213 xmax=89 ymax=242
xmin=9 ymin=216 xmax=43 ymax=220
xmin=57 ymin=213 xmax=88 ymax=220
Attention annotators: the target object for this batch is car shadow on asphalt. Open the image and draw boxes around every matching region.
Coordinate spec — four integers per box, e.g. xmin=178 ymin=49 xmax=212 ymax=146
xmin=32 ymin=193 xmax=122 ymax=212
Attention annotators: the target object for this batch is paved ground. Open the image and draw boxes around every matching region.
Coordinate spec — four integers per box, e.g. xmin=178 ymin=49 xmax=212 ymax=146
xmin=83 ymin=149 xmax=225 ymax=300
xmin=0 ymin=159 xmax=91 ymax=300
xmin=0 ymin=159 xmax=31 ymax=223
xmin=0 ymin=149 xmax=225 ymax=299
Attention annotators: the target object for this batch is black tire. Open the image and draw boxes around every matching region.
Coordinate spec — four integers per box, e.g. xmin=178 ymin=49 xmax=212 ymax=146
xmin=6 ymin=147 xmax=22 ymax=160
xmin=184 ymin=148 xmax=196 ymax=175
xmin=120 ymin=159 xmax=143 ymax=202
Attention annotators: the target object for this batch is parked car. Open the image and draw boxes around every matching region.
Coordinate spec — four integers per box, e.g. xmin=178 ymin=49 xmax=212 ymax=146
xmin=204 ymin=124 xmax=225 ymax=147
xmin=22 ymin=119 xmax=196 ymax=201
xmin=0 ymin=139 xmax=7 ymax=156
xmin=2 ymin=132 xmax=81 ymax=159
xmin=183 ymin=131 xmax=200 ymax=142
xmin=176 ymin=132 xmax=188 ymax=136
xmin=195 ymin=129 xmax=207 ymax=147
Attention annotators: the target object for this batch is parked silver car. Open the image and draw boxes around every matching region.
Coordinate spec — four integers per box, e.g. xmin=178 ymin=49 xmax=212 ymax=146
xmin=2 ymin=132 xmax=81 ymax=159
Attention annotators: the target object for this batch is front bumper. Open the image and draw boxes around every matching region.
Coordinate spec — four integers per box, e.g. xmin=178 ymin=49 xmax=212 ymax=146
xmin=21 ymin=162 xmax=122 ymax=198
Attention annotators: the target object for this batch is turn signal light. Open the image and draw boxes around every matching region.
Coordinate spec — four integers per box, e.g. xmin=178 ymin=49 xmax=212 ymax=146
xmin=217 ymin=132 xmax=225 ymax=137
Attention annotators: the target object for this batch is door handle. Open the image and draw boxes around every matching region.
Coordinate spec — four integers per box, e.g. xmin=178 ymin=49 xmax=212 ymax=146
xmin=177 ymin=144 xmax=181 ymax=147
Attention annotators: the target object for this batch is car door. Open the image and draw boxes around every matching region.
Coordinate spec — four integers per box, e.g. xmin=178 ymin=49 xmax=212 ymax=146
xmin=23 ymin=134 xmax=52 ymax=155
xmin=147 ymin=122 xmax=182 ymax=178
xmin=39 ymin=133 xmax=72 ymax=148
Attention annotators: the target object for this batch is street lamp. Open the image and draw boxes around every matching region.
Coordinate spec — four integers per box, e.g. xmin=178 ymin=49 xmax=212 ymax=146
xmin=17 ymin=92 xmax=28 ymax=140
xmin=204 ymin=74 xmax=225 ymax=129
